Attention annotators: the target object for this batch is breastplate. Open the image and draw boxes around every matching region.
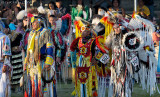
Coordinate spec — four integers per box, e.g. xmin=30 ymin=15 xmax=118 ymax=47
xmin=78 ymin=38 xmax=94 ymax=58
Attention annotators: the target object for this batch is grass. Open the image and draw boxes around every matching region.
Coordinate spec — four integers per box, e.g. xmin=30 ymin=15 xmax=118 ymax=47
xmin=11 ymin=83 xmax=160 ymax=97
xmin=132 ymin=84 xmax=160 ymax=97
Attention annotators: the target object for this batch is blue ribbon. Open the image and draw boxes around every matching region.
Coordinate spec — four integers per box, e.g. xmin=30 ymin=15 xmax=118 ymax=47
xmin=157 ymin=41 xmax=160 ymax=72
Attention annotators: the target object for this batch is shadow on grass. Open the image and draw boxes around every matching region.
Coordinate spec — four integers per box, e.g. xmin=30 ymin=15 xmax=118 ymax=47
xmin=11 ymin=83 xmax=160 ymax=97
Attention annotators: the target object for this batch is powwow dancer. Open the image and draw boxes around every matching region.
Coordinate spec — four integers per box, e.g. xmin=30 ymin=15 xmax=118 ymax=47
xmin=16 ymin=10 xmax=33 ymax=96
xmin=24 ymin=16 xmax=55 ymax=97
xmin=0 ymin=20 xmax=12 ymax=97
xmin=71 ymin=19 xmax=110 ymax=97
xmin=104 ymin=13 xmax=159 ymax=97
xmin=92 ymin=14 xmax=111 ymax=97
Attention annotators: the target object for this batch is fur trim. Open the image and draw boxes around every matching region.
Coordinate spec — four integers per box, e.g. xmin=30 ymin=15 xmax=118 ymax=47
xmin=16 ymin=10 xmax=26 ymax=20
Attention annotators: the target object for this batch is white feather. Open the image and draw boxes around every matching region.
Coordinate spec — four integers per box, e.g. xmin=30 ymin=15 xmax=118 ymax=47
xmin=37 ymin=6 xmax=46 ymax=14
xmin=16 ymin=10 xmax=26 ymax=20
xmin=89 ymin=8 xmax=92 ymax=19
xmin=20 ymin=76 xmax=23 ymax=87
xmin=92 ymin=18 xmax=100 ymax=25
xmin=83 ymin=11 xmax=87 ymax=20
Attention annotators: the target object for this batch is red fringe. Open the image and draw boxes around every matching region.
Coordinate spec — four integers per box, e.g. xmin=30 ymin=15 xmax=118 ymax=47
xmin=24 ymin=91 xmax=28 ymax=97
xmin=95 ymin=36 xmax=110 ymax=53
xmin=32 ymin=79 xmax=35 ymax=97
xmin=38 ymin=80 xmax=43 ymax=97
xmin=70 ymin=37 xmax=80 ymax=51
xmin=93 ymin=91 xmax=98 ymax=97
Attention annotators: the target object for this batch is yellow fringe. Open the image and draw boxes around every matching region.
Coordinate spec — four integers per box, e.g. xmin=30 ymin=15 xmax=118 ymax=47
xmin=100 ymin=18 xmax=113 ymax=41
xmin=72 ymin=68 xmax=76 ymax=82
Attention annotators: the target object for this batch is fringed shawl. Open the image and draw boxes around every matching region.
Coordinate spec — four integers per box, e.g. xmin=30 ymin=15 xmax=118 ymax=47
xmin=26 ymin=28 xmax=52 ymax=64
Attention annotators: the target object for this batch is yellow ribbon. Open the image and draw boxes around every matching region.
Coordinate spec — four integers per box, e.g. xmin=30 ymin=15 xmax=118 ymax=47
xmin=100 ymin=17 xmax=113 ymax=42
xmin=28 ymin=32 xmax=36 ymax=54
xmin=28 ymin=27 xmax=41 ymax=54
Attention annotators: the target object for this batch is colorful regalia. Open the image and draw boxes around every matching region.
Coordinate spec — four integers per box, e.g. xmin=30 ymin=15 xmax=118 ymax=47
xmin=49 ymin=14 xmax=71 ymax=82
xmin=0 ymin=30 xmax=12 ymax=97
xmin=71 ymin=20 xmax=110 ymax=97
xmin=104 ymin=14 xmax=159 ymax=97
xmin=71 ymin=37 xmax=98 ymax=97
xmin=24 ymin=22 xmax=55 ymax=97
xmin=92 ymin=15 xmax=111 ymax=97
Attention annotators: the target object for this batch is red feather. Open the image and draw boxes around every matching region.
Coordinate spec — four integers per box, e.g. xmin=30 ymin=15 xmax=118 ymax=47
xmin=27 ymin=13 xmax=34 ymax=18
xmin=32 ymin=79 xmax=35 ymax=97
xmin=95 ymin=36 xmax=110 ymax=53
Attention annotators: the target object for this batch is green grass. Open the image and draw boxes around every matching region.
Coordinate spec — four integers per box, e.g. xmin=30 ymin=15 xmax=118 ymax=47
xmin=11 ymin=83 xmax=160 ymax=97
xmin=132 ymin=84 xmax=160 ymax=97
